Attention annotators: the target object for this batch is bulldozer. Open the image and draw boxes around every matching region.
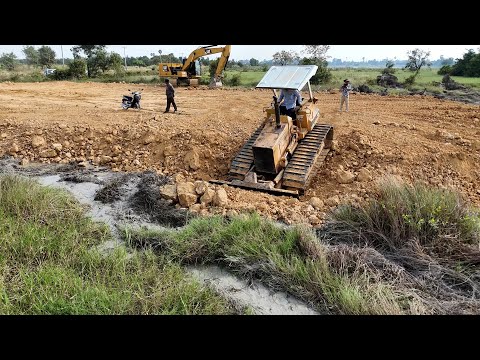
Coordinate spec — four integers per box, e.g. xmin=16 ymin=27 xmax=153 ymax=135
xmin=210 ymin=65 xmax=334 ymax=197
xmin=158 ymin=45 xmax=231 ymax=87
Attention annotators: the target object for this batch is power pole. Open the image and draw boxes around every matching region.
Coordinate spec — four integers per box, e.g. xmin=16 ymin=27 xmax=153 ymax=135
xmin=122 ymin=46 xmax=127 ymax=71
xmin=61 ymin=45 xmax=64 ymax=66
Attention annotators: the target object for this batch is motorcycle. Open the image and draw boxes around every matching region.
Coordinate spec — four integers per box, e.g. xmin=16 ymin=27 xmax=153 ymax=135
xmin=121 ymin=89 xmax=143 ymax=110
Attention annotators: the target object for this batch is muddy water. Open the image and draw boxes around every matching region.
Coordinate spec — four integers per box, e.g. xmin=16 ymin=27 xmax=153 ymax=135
xmin=188 ymin=265 xmax=318 ymax=315
xmin=0 ymin=158 xmax=319 ymax=315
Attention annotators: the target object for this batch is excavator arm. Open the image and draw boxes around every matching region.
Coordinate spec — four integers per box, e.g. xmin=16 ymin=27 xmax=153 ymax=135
xmin=181 ymin=45 xmax=231 ymax=71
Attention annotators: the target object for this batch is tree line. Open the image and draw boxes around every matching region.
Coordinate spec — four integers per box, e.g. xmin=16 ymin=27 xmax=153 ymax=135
xmin=2 ymin=45 xmax=480 ymax=82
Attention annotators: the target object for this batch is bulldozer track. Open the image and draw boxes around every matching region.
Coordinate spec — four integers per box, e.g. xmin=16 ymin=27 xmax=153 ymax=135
xmin=282 ymin=124 xmax=334 ymax=193
xmin=229 ymin=124 xmax=265 ymax=179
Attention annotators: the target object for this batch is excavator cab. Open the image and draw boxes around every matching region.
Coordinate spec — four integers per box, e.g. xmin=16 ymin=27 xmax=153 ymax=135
xmin=211 ymin=65 xmax=334 ymax=197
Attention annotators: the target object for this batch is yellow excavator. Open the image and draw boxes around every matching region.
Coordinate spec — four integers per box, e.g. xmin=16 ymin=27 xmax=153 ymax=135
xmin=158 ymin=45 xmax=231 ymax=87
xmin=211 ymin=65 xmax=334 ymax=197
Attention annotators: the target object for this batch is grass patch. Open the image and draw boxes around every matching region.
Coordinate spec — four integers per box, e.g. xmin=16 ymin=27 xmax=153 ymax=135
xmin=323 ymin=176 xmax=480 ymax=251
xmin=124 ymin=213 xmax=405 ymax=314
xmin=0 ymin=175 xmax=235 ymax=315
xmin=318 ymin=176 xmax=480 ymax=313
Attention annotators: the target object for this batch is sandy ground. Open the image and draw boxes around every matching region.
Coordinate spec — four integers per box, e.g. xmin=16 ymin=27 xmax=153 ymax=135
xmin=1 ymin=81 xmax=479 ymax=226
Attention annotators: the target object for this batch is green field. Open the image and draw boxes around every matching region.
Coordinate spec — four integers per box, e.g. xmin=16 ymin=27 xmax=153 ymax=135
xmin=224 ymin=68 xmax=480 ymax=91
xmin=2 ymin=64 xmax=480 ymax=92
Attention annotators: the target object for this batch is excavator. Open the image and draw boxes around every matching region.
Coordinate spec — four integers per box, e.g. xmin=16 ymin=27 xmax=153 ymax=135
xmin=210 ymin=65 xmax=334 ymax=197
xmin=158 ymin=45 xmax=231 ymax=87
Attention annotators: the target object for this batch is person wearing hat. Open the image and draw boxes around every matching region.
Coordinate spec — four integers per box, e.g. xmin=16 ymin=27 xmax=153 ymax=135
xmin=339 ymin=79 xmax=353 ymax=112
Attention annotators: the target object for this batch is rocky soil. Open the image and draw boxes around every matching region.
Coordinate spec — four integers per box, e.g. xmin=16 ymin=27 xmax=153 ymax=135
xmin=1 ymin=81 xmax=479 ymax=227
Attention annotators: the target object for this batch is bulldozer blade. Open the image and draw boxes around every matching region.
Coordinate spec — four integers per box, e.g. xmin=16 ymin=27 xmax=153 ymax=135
xmin=209 ymin=179 xmax=300 ymax=197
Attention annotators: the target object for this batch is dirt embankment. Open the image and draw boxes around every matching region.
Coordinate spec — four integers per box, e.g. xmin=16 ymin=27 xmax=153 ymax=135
xmin=1 ymin=81 xmax=479 ymax=226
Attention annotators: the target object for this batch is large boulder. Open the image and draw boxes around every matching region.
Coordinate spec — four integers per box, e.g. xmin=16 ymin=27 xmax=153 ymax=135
xmin=309 ymin=197 xmax=324 ymax=210
xmin=177 ymin=182 xmax=198 ymax=207
xmin=357 ymin=168 xmax=372 ymax=182
xmin=31 ymin=135 xmax=46 ymax=148
xmin=194 ymin=180 xmax=209 ymax=195
xmin=212 ymin=188 xmax=228 ymax=207
xmin=159 ymin=184 xmax=178 ymax=202
xmin=200 ymin=188 xmax=215 ymax=206
xmin=336 ymin=169 xmax=355 ymax=184
xmin=184 ymin=149 xmax=201 ymax=171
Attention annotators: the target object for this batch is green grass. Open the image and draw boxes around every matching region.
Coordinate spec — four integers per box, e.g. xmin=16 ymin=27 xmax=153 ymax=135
xmin=3 ymin=64 xmax=480 ymax=91
xmin=0 ymin=175 xmax=235 ymax=315
xmin=124 ymin=213 xmax=406 ymax=315
xmin=324 ymin=176 xmax=480 ymax=251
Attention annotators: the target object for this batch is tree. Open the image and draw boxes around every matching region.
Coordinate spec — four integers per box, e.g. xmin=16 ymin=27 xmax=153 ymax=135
xmin=383 ymin=60 xmax=395 ymax=74
xmin=71 ymin=45 xmax=106 ymax=77
xmin=209 ymin=58 xmax=220 ymax=77
xmin=302 ymin=45 xmax=330 ymax=61
xmin=299 ymin=45 xmax=332 ymax=85
xmin=450 ymin=49 xmax=480 ymax=77
xmin=249 ymin=58 xmax=259 ymax=66
xmin=298 ymin=57 xmax=331 ymax=84
xmin=38 ymin=46 xmax=56 ymax=68
xmin=0 ymin=52 xmax=18 ymax=71
xmin=109 ymin=52 xmax=124 ymax=75
xmin=22 ymin=46 xmax=39 ymax=67
xmin=272 ymin=50 xmax=299 ymax=65
xmin=404 ymin=48 xmax=431 ymax=83
xmin=68 ymin=58 xmax=87 ymax=79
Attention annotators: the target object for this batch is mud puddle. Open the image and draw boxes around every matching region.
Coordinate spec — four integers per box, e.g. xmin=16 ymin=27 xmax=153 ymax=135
xmin=0 ymin=157 xmax=318 ymax=315
xmin=188 ymin=265 xmax=319 ymax=315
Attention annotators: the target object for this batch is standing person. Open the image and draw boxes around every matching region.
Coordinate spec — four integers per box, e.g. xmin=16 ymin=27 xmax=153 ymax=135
xmin=278 ymin=88 xmax=302 ymax=120
xmin=164 ymin=79 xmax=177 ymax=113
xmin=339 ymin=79 xmax=353 ymax=112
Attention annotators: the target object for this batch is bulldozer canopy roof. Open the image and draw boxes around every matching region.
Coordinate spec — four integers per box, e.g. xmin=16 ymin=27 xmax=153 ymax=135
xmin=256 ymin=65 xmax=318 ymax=91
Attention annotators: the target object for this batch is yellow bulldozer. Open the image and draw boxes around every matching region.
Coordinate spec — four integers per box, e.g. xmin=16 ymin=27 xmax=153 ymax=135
xmin=158 ymin=45 xmax=231 ymax=87
xmin=211 ymin=65 xmax=334 ymax=197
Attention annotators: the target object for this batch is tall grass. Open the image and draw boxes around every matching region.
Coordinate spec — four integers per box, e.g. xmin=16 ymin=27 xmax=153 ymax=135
xmin=124 ymin=213 xmax=405 ymax=314
xmin=0 ymin=175 xmax=234 ymax=314
xmin=324 ymin=177 xmax=480 ymax=251
xmin=318 ymin=177 xmax=480 ymax=313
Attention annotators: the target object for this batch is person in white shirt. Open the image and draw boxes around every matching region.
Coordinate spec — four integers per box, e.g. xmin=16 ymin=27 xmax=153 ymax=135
xmin=339 ymin=79 xmax=353 ymax=112
xmin=278 ymin=88 xmax=302 ymax=120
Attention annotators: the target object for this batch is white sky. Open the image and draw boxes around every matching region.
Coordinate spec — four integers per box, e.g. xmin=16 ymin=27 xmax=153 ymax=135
xmin=1 ymin=45 xmax=478 ymax=61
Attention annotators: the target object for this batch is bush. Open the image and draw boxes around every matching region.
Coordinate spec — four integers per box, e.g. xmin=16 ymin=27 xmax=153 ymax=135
xmin=69 ymin=59 xmax=87 ymax=79
xmin=437 ymin=65 xmax=452 ymax=75
xmin=226 ymin=73 xmax=241 ymax=86
xmin=52 ymin=69 xmax=71 ymax=80
xmin=404 ymin=75 xmax=416 ymax=86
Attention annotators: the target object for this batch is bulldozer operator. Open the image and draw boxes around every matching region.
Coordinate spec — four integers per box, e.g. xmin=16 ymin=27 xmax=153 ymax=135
xmin=278 ymin=88 xmax=303 ymax=120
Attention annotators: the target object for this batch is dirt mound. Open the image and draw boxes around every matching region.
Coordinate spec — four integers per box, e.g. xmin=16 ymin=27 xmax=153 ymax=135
xmin=1 ymin=81 xmax=479 ymax=226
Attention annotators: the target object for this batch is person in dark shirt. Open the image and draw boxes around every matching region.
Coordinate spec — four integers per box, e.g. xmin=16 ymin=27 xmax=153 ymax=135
xmin=164 ymin=79 xmax=177 ymax=113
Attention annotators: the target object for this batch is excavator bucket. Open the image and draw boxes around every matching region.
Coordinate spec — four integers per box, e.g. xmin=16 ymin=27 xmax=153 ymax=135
xmin=209 ymin=80 xmax=222 ymax=88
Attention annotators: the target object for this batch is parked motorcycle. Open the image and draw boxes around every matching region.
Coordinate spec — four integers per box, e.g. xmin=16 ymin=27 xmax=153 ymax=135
xmin=121 ymin=89 xmax=143 ymax=110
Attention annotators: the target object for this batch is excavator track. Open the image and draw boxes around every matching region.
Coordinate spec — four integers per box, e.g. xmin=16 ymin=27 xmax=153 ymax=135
xmin=228 ymin=124 xmax=265 ymax=180
xmin=282 ymin=124 xmax=334 ymax=193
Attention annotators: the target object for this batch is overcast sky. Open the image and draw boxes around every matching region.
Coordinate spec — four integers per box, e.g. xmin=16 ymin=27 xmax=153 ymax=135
xmin=1 ymin=45 xmax=478 ymax=61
